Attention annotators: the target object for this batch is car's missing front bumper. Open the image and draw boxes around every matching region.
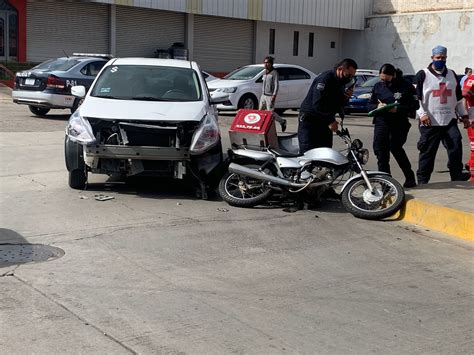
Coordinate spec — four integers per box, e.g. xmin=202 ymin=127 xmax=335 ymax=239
xmin=85 ymin=145 xmax=190 ymax=161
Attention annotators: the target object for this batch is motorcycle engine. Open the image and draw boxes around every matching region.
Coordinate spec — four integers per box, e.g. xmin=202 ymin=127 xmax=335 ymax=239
xmin=300 ymin=166 xmax=333 ymax=182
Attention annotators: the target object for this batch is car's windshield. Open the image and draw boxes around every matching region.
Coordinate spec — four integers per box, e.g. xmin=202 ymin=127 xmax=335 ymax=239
xmin=361 ymin=76 xmax=381 ymax=88
xmin=33 ymin=58 xmax=80 ymax=71
xmin=91 ymin=65 xmax=202 ymax=101
xmin=224 ymin=66 xmax=263 ymax=80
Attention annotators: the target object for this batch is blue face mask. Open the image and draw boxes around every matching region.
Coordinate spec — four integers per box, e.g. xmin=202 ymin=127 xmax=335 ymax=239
xmin=433 ymin=60 xmax=446 ymax=71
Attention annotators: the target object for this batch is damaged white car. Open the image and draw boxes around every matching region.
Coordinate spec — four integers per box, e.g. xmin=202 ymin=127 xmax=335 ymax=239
xmin=64 ymin=58 xmax=227 ymax=198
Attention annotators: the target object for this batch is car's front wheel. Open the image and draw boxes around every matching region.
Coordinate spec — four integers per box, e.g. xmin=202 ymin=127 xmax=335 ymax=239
xmin=65 ymin=136 xmax=87 ymax=189
xmin=238 ymin=94 xmax=258 ymax=110
xmin=69 ymin=169 xmax=87 ymax=190
xmin=29 ymin=106 xmax=50 ymax=116
xmin=71 ymin=98 xmax=83 ymax=114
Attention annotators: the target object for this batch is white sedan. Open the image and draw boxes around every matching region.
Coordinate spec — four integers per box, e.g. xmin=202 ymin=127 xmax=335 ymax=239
xmin=207 ymin=63 xmax=316 ymax=114
xmin=64 ymin=58 xmax=226 ymax=198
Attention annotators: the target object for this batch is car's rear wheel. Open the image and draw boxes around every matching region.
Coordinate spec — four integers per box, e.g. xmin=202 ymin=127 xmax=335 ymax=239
xmin=238 ymin=94 xmax=258 ymax=110
xmin=29 ymin=106 xmax=50 ymax=116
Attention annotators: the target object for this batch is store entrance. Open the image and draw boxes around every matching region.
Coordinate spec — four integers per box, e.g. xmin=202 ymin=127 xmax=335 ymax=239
xmin=0 ymin=0 xmax=18 ymax=61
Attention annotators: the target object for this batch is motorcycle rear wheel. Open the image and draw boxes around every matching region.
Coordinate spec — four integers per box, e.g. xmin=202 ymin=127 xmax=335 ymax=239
xmin=218 ymin=170 xmax=272 ymax=208
xmin=341 ymin=175 xmax=405 ymax=220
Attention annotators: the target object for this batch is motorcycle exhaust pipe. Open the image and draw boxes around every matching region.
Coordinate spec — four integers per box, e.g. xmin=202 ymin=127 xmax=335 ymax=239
xmin=229 ymin=163 xmax=307 ymax=188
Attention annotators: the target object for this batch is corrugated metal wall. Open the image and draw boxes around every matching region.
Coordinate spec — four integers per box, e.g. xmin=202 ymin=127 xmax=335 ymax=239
xmin=26 ymin=0 xmax=109 ymax=62
xmin=193 ymin=15 xmax=254 ymax=71
xmin=115 ymin=6 xmax=185 ymax=57
xmin=89 ymin=0 xmax=373 ymax=30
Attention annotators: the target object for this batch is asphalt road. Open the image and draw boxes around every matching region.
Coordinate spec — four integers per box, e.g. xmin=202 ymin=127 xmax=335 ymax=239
xmin=1 ymin=100 xmax=473 ymax=354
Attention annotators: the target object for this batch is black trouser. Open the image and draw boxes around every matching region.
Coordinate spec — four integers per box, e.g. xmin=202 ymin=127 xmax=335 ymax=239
xmin=373 ymin=117 xmax=414 ymax=179
xmin=416 ymin=119 xmax=463 ymax=183
xmin=297 ymin=112 xmax=333 ymax=153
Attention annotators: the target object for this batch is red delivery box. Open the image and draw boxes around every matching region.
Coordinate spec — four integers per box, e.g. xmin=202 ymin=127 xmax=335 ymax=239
xmin=229 ymin=109 xmax=278 ymax=149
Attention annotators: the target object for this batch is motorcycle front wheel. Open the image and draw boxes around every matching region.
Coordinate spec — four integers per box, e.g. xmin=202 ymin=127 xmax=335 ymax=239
xmin=218 ymin=170 xmax=272 ymax=208
xmin=341 ymin=175 xmax=405 ymax=220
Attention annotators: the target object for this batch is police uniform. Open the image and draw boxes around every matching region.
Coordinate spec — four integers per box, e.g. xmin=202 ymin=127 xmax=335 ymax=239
xmin=368 ymin=78 xmax=419 ymax=186
xmin=297 ymin=70 xmax=346 ymax=153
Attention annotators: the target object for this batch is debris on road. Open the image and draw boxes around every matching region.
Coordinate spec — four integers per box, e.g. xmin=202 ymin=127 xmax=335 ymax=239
xmin=94 ymin=194 xmax=115 ymax=202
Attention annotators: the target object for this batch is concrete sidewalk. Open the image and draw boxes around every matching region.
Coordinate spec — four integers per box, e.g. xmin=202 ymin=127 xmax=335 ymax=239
xmin=1 ymin=83 xmax=472 ymax=241
xmin=400 ymin=181 xmax=473 ymax=242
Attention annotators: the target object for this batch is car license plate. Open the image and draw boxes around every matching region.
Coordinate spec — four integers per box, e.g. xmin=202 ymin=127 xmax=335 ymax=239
xmin=25 ymin=78 xmax=35 ymax=85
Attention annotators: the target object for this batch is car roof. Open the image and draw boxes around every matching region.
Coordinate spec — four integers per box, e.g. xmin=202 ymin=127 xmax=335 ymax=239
xmin=356 ymin=69 xmax=378 ymax=74
xmin=109 ymin=57 xmax=198 ymax=69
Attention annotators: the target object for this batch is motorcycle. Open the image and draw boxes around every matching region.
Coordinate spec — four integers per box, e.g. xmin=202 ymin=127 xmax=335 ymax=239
xmin=218 ymin=118 xmax=405 ymax=220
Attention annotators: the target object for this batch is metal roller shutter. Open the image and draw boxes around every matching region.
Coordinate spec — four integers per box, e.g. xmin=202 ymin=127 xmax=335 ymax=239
xmin=116 ymin=6 xmax=185 ymax=58
xmin=26 ymin=0 xmax=109 ymax=63
xmin=193 ymin=15 xmax=254 ymax=72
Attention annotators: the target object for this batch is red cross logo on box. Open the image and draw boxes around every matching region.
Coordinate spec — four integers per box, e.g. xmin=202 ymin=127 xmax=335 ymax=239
xmin=432 ymin=82 xmax=452 ymax=104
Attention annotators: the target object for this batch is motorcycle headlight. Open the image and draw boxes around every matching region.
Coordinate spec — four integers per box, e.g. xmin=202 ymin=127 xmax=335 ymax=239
xmin=357 ymin=148 xmax=369 ymax=165
xmin=351 ymin=139 xmax=363 ymax=150
xmin=357 ymin=93 xmax=371 ymax=99
xmin=189 ymin=114 xmax=220 ymax=155
xmin=66 ymin=110 xmax=96 ymax=145
xmin=216 ymin=87 xmax=237 ymax=93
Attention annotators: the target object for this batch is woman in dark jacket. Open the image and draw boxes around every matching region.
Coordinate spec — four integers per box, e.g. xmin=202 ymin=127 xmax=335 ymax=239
xmin=368 ymin=64 xmax=419 ymax=188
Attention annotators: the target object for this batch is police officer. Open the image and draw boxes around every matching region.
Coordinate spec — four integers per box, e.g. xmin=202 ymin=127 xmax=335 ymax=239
xmin=368 ymin=64 xmax=419 ymax=188
xmin=297 ymin=58 xmax=358 ymax=153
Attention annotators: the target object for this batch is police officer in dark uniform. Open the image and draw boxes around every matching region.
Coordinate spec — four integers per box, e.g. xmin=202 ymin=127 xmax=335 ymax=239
xmin=298 ymin=58 xmax=358 ymax=152
xmin=368 ymin=64 xmax=419 ymax=188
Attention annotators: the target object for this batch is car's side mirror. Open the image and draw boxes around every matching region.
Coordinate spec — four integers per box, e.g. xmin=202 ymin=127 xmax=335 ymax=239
xmin=71 ymin=85 xmax=86 ymax=98
xmin=210 ymin=95 xmax=229 ymax=105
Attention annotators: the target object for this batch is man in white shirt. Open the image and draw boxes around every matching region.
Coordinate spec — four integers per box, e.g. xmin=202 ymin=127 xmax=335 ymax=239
xmin=259 ymin=56 xmax=287 ymax=132
xmin=415 ymin=45 xmax=470 ymax=183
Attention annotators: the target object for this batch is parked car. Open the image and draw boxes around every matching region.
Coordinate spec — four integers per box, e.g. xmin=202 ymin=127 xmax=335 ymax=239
xmin=12 ymin=53 xmax=111 ymax=116
xmin=202 ymin=71 xmax=219 ymax=82
xmin=207 ymin=63 xmax=316 ymax=114
xmin=65 ymin=58 xmax=226 ymax=198
xmin=403 ymin=74 xmax=417 ymax=87
xmin=354 ymin=69 xmax=378 ymax=87
xmin=344 ymin=76 xmax=380 ymax=114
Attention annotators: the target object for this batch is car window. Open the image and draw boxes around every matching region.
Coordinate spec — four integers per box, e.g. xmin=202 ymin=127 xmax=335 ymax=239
xmin=275 ymin=68 xmax=288 ymax=81
xmin=360 ymin=76 xmax=380 ymax=88
xmin=80 ymin=61 xmax=106 ymax=76
xmin=224 ymin=66 xmax=263 ymax=80
xmin=286 ymin=67 xmax=310 ymax=80
xmin=33 ymin=58 xmax=80 ymax=71
xmin=91 ymin=65 xmax=202 ymax=102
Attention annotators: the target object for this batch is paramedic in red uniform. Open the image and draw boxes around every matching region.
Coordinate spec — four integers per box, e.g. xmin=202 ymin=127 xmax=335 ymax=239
xmin=462 ymin=73 xmax=474 ymax=180
xmin=414 ymin=45 xmax=470 ymax=184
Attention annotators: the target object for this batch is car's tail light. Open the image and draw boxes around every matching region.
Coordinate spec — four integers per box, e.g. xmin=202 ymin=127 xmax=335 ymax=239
xmin=47 ymin=75 xmax=66 ymax=90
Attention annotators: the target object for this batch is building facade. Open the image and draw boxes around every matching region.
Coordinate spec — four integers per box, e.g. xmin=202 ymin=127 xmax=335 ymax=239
xmin=343 ymin=0 xmax=474 ymax=75
xmin=1 ymin=0 xmax=473 ymax=76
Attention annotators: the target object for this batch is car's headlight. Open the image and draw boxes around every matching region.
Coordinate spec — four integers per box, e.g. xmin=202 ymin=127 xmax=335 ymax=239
xmin=357 ymin=93 xmax=371 ymax=99
xmin=66 ymin=111 xmax=96 ymax=145
xmin=189 ymin=114 xmax=220 ymax=155
xmin=216 ymin=87 xmax=237 ymax=93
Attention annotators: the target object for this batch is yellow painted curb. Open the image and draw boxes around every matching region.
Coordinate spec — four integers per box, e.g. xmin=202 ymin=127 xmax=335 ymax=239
xmin=398 ymin=198 xmax=474 ymax=242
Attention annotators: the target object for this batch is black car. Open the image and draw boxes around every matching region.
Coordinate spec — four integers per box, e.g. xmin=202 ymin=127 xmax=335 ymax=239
xmin=12 ymin=53 xmax=111 ymax=116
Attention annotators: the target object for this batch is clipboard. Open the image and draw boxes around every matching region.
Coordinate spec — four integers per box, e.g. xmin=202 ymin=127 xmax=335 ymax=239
xmin=368 ymin=102 xmax=401 ymax=117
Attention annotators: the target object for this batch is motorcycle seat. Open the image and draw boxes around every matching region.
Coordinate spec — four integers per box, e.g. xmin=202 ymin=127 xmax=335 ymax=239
xmin=268 ymin=147 xmax=301 ymax=158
